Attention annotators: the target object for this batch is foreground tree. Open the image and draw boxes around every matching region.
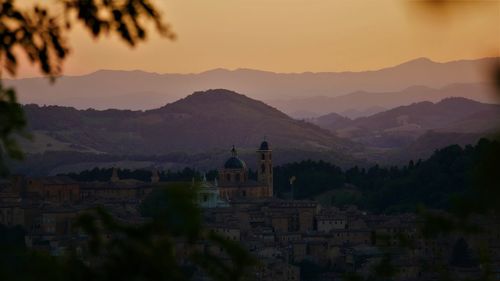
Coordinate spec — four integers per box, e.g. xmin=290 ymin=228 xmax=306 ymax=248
xmin=1 ymin=2 xmax=257 ymax=281
xmin=0 ymin=0 xmax=175 ymax=175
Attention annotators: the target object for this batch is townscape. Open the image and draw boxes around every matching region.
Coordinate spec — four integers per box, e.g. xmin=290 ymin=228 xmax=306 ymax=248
xmin=1 ymin=140 xmax=498 ymax=281
xmin=0 ymin=1 xmax=498 ymax=280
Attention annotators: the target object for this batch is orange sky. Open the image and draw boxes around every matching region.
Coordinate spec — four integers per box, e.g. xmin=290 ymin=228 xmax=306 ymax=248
xmin=16 ymin=0 xmax=500 ymax=77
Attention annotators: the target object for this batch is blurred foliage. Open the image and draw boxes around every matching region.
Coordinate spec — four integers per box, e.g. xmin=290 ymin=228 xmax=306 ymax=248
xmin=0 ymin=0 xmax=174 ymax=176
xmin=0 ymin=184 xmax=256 ymax=281
xmin=0 ymin=0 xmax=174 ymax=78
xmin=410 ymin=5 xmax=500 ymax=280
xmin=0 ymin=83 xmax=26 ymax=176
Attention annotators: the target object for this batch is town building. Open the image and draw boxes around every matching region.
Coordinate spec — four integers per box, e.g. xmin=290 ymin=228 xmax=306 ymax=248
xmin=218 ymin=141 xmax=273 ymax=200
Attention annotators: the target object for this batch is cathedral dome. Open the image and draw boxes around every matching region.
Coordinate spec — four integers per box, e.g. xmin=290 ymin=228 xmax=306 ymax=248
xmin=224 ymin=156 xmax=247 ymax=169
xmin=224 ymin=145 xmax=247 ymax=169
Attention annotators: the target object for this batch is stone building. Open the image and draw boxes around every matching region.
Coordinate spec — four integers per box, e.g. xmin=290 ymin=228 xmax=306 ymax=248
xmin=80 ymin=170 xmax=155 ymax=201
xmin=218 ymin=141 xmax=273 ymax=200
xmin=26 ymin=177 xmax=80 ymax=204
xmin=317 ymin=210 xmax=347 ymax=233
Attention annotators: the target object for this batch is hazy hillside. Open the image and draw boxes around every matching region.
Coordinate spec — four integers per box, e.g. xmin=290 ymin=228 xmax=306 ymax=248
xmin=12 ymin=89 xmax=368 ymax=175
xmin=15 ymin=89 xmax=360 ymax=175
xmin=272 ymin=82 xmax=498 ymax=118
xmin=310 ymin=97 xmax=500 ymax=163
xmin=314 ymin=97 xmax=499 ymax=134
xmin=6 ymin=57 xmax=497 ymax=111
xmin=310 ymin=113 xmax=353 ymax=131
xmin=13 ymin=93 xmax=499 ymax=174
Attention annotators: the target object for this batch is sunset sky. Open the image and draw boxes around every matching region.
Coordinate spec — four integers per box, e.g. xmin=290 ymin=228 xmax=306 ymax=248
xmin=17 ymin=0 xmax=500 ymax=77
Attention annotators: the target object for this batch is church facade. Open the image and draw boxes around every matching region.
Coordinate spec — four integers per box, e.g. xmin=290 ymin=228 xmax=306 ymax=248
xmin=218 ymin=141 xmax=273 ymax=200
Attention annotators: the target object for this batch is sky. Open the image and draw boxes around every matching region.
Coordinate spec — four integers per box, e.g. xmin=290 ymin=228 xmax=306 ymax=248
xmin=16 ymin=0 xmax=500 ymax=77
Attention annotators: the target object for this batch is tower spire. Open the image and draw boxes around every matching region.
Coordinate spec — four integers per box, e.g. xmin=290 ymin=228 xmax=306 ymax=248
xmin=231 ymin=145 xmax=237 ymax=157
xmin=257 ymin=139 xmax=273 ymax=197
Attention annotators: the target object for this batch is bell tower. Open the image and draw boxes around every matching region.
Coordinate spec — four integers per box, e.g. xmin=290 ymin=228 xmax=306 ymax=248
xmin=257 ymin=140 xmax=273 ymax=196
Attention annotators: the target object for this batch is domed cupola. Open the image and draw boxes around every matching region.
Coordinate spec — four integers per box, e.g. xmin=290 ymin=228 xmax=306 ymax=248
xmin=224 ymin=146 xmax=247 ymax=169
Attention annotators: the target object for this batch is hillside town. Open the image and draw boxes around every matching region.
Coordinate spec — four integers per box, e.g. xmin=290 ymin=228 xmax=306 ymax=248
xmin=0 ymin=141 xmax=499 ymax=281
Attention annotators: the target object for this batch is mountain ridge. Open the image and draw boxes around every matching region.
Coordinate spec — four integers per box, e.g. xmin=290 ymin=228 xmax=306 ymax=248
xmin=310 ymin=97 xmax=500 ymax=163
xmin=313 ymin=97 xmax=500 ymax=133
xmin=6 ymin=57 xmax=497 ymax=111
xmin=273 ymin=82 xmax=497 ymax=118
xmin=17 ymin=56 xmax=491 ymax=78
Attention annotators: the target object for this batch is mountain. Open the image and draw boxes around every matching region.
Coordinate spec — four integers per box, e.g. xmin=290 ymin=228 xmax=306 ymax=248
xmin=13 ymin=93 xmax=499 ymax=175
xmin=14 ymin=89 xmax=360 ymax=175
xmin=23 ymin=89 xmax=354 ymax=154
xmin=271 ymin=82 xmax=498 ymax=118
xmin=310 ymin=97 xmax=500 ymax=162
xmin=311 ymin=113 xmax=353 ymax=132
xmin=6 ymin=57 xmax=497 ymax=111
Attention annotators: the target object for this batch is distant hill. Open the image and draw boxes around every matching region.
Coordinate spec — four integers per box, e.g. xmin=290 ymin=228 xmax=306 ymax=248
xmin=15 ymin=89 xmax=360 ymax=175
xmin=314 ymin=97 xmax=499 ymax=136
xmin=339 ymin=106 xmax=387 ymax=119
xmin=311 ymin=112 xmax=353 ymax=132
xmin=13 ymin=93 xmax=500 ymax=175
xmin=23 ymin=89 xmax=356 ymax=154
xmin=6 ymin=57 xmax=497 ymax=111
xmin=310 ymin=97 xmax=500 ymax=163
xmin=272 ymin=82 xmax=498 ymax=118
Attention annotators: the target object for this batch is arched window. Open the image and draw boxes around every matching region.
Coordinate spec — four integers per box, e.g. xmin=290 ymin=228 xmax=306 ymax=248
xmin=261 ymin=154 xmax=265 ymax=160
xmin=261 ymin=164 xmax=266 ymax=173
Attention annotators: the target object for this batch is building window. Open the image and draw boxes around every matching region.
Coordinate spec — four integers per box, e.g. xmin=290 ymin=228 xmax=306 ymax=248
xmin=261 ymin=164 xmax=265 ymax=173
xmin=261 ymin=154 xmax=265 ymax=160
xmin=226 ymin=174 xmax=231 ymax=182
